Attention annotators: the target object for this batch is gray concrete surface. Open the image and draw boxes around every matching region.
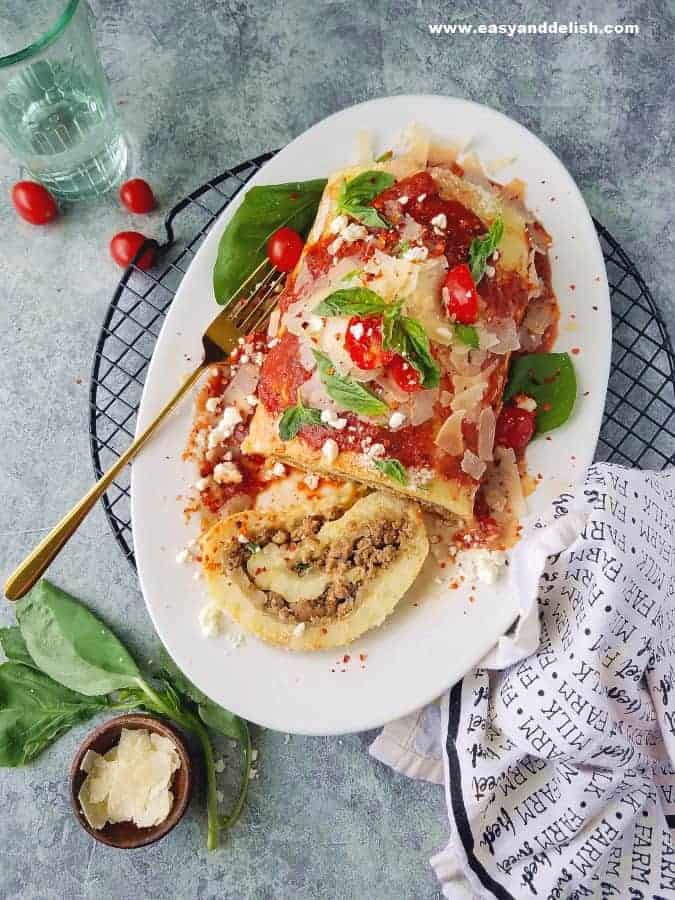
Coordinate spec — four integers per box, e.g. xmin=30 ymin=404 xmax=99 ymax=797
xmin=0 ymin=1 xmax=672 ymax=898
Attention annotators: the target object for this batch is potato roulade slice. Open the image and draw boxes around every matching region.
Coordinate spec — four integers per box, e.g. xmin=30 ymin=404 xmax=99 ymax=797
xmin=200 ymin=492 xmax=429 ymax=651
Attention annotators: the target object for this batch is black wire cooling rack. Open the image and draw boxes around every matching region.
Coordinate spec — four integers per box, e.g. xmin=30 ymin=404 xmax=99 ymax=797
xmin=89 ymin=151 xmax=675 ymax=570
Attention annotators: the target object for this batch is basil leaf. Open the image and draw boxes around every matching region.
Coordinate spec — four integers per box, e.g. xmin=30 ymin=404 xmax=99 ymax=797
xmin=213 ymin=179 xmax=327 ymax=304
xmin=395 ymin=240 xmax=412 ymax=258
xmin=156 ymin=647 xmax=247 ymax=745
xmin=0 ymin=627 xmax=37 ymax=669
xmin=16 ymin=580 xmax=141 ymax=696
xmin=373 ymin=458 xmax=408 ymax=484
xmin=505 ymin=352 xmax=577 ymax=433
xmin=314 ymin=287 xmax=388 ymax=318
xmin=0 ymin=662 xmax=109 ymax=766
xmin=278 ymin=400 xmax=322 ymax=440
xmin=383 ymin=315 xmax=441 ymax=389
xmin=313 ymin=351 xmax=389 ymax=417
xmin=245 ymin=541 xmax=261 ymax=555
xmin=337 ymin=170 xmax=395 ymax=229
xmin=469 ymin=216 xmax=504 ymax=283
xmin=454 ymin=324 xmax=480 ymax=349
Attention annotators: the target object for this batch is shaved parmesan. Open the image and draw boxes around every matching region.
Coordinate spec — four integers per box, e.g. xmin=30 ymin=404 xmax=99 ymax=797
xmin=399 ymin=122 xmax=431 ymax=169
xmin=223 ymin=363 xmax=259 ymax=410
xmin=320 ymin=317 xmax=352 ymax=375
xmin=400 ymin=214 xmax=424 ymax=242
xmin=267 ymin=308 xmax=281 ymax=339
xmin=451 ymin=382 xmax=486 ymax=422
xmin=486 ymin=446 xmax=526 ymax=517
xmin=435 ymin=410 xmax=464 ymax=455
xmin=461 ymin=449 xmax=486 ymax=481
xmin=523 ymin=299 xmax=553 ymax=335
xmin=409 ymin=388 xmax=438 ymax=425
xmin=477 ymin=407 xmax=496 ymax=461
xmin=483 ymin=318 xmax=520 ymax=354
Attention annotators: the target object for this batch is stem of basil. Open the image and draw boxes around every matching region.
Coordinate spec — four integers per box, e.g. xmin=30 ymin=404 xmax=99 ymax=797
xmin=220 ymin=720 xmax=252 ymax=831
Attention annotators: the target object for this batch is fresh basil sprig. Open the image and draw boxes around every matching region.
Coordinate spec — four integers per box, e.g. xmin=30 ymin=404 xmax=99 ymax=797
xmin=373 ymin=458 xmax=408 ymax=484
xmin=278 ymin=396 xmax=323 ymax=440
xmin=314 ymin=287 xmax=388 ymax=318
xmin=504 ymin=352 xmax=577 ymax=433
xmin=2 ymin=580 xmax=251 ymax=851
xmin=469 ymin=215 xmax=504 ymax=283
xmin=383 ymin=311 xmax=441 ymax=389
xmin=337 ymin=170 xmax=395 ymax=229
xmin=313 ymin=350 xmax=389 ymax=417
xmin=454 ymin=323 xmax=480 ymax=349
xmin=213 ymin=179 xmax=327 ymax=304
xmin=313 ymin=288 xmax=440 ymax=390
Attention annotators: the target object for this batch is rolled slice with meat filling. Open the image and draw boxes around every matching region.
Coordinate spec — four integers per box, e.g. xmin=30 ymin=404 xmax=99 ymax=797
xmin=200 ymin=492 xmax=429 ymax=650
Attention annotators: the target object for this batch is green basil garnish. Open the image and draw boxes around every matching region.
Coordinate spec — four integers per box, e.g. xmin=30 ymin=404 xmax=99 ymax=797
xmin=213 ymin=179 xmax=327 ymax=304
xmin=383 ymin=311 xmax=441 ymax=389
xmin=313 ymin=350 xmax=389 ymax=417
xmin=337 ymin=170 xmax=395 ymax=229
xmin=454 ymin=324 xmax=480 ymax=349
xmin=373 ymin=458 xmax=408 ymax=484
xmin=469 ymin=216 xmax=504 ymax=283
xmin=278 ymin=398 xmax=323 ymax=440
xmin=314 ymin=287 xmax=388 ymax=318
xmin=504 ymin=352 xmax=577 ymax=433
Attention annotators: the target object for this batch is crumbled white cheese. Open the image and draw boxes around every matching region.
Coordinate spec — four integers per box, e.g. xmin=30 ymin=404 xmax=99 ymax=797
xmin=398 ymin=195 xmax=409 ymax=205
xmin=367 ymin=442 xmax=386 ymax=459
xmin=245 ymin=394 xmax=259 ymax=407
xmin=321 ymin=438 xmax=339 ymax=464
xmin=272 ymin=461 xmax=286 ymax=477
xmin=409 ymin=466 xmax=434 ymax=488
xmin=205 ymin=397 xmax=220 ymax=413
xmin=303 ymin=473 xmax=320 ymax=490
xmin=199 ymin=602 xmax=226 ymax=638
xmin=388 ymin=411 xmax=406 ymax=430
xmin=402 ymin=245 xmax=429 ymax=262
xmin=207 ymin=406 xmax=243 ymax=450
xmin=175 ymin=548 xmax=189 ymax=565
xmin=436 ymin=326 xmax=453 ymax=340
xmin=237 ymin=533 xmax=249 ymax=544
xmin=349 ymin=321 xmax=365 ymax=340
xmin=195 ymin=477 xmax=209 ymax=492
xmin=239 ymin=354 xmax=250 ymax=364
xmin=293 ymin=622 xmax=306 ymax=638
xmin=431 ymin=213 xmax=447 ymax=230
xmin=213 ymin=461 xmax=243 ymax=485
xmin=330 ymin=214 xmax=348 ymax=235
xmin=515 ymin=394 xmax=537 ymax=412
xmin=320 ymin=409 xmax=347 ymax=430
xmin=456 ymin=549 xmax=507 ymax=585
xmin=307 ymin=315 xmax=323 ymax=333
xmin=417 ymin=192 xmax=427 ymax=201
xmin=328 ymin=219 xmax=368 ymax=255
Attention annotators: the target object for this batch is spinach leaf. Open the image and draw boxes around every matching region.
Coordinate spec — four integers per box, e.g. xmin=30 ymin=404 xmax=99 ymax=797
xmin=0 ymin=627 xmax=36 ymax=669
xmin=314 ymin=287 xmax=388 ymax=318
xmin=373 ymin=458 xmax=408 ymax=484
xmin=313 ymin=351 xmax=389 ymax=417
xmin=469 ymin=216 xmax=504 ymax=283
xmin=213 ymin=179 xmax=327 ymax=304
xmin=505 ymin=352 xmax=577 ymax=433
xmin=0 ymin=663 xmax=109 ymax=766
xmin=337 ymin=171 xmax=395 ymax=229
xmin=278 ymin=398 xmax=322 ymax=440
xmin=16 ymin=581 xmax=141 ymax=696
xmin=454 ymin=323 xmax=480 ymax=349
xmin=383 ymin=313 xmax=440 ymax=389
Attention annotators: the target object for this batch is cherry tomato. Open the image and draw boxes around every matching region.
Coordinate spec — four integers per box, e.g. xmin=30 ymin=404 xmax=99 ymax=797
xmin=443 ymin=263 xmax=479 ymax=324
xmin=267 ymin=226 xmax=304 ymax=272
xmin=11 ymin=181 xmax=58 ymax=225
xmin=388 ymin=354 xmax=422 ymax=393
xmin=109 ymin=231 xmax=155 ymax=270
xmin=119 ymin=178 xmax=156 ymax=214
xmin=495 ymin=406 xmax=536 ymax=451
xmin=344 ymin=316 xmax=394 ymax=370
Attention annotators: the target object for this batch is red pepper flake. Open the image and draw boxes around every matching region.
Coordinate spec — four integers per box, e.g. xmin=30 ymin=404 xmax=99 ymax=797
xmin=450 ymin=580 xmax=459 ymax=590
xmin=359 ymin=653 xmax=368 ymax=662
xmin=571 ymin=347 xmax=581 ymax=355
xmin=549 ymin=196 xmax=556 ymax=202
xmin=321 ymin=627 xmax=328 ymax=635
xmin=569 ymin=284 xmax=576 ymax=291
xmin=546 ymin=436 xmax=553 ymax=442
xmin=571 ymin=455 xmax=576 ymax=461
xmin=570 ymin=313 xmax=576 ymax=319
xmin=469 ymin=595 xmax=475 ymax=603
xmin=343 ymin=654 xmax=351 ymax=664
xmin=440 ymin=562 xmax=446 ymax=569
xmin=542 ymin=402 xmax=552 ymax=412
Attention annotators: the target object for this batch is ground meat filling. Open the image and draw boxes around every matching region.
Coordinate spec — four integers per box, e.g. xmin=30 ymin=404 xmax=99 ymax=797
xmin=225 ymin=513 xmax=413 ymax=625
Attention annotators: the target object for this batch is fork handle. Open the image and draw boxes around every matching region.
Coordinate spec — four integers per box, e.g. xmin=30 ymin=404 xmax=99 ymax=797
xmin=4 ymin=364 xmax=206 ymax=601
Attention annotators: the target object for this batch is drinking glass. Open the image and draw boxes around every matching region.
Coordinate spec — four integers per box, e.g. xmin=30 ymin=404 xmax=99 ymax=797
xmin=0 ymin=0 xmax=127 ymax=199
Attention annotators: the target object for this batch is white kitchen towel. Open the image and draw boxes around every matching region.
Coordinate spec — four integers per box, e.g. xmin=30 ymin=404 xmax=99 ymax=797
xmin=371 ymin=463 xmax=675 ymax=899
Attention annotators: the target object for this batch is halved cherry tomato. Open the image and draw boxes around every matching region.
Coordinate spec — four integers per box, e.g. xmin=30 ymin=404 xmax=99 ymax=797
xmin=110 ymin=231 xmax=155 ymax=270
xmin=443 ymin=263 xmax=479 ymax=324
xmin=11 ymin=181 xmax=58 ymax=225
xmin=388 ymin=354 xmax=422 ymax=392
xmin=345 ymin=316 xmax=394 ymax=370
xmin=495 ymin=406 xmax=536 ymax=451
xmin=119 ymin=178 xmax=156 ymax=214
xmin=267 ymin=226 xmax=304 ymax=272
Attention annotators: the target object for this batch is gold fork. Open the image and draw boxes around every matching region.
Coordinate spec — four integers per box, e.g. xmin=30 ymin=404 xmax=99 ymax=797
xmin=4 ymin=261 xmax=284 ymax=601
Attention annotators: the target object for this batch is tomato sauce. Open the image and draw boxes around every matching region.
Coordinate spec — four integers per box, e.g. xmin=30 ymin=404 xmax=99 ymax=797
xmin=297 ymin=416 xmax=437 ymax=468
xmin=258 ymin=332 xmax=311 ymax=413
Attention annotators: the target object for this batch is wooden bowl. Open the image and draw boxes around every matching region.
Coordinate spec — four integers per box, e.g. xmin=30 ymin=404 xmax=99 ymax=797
xmin=70 ymin=713 xmax=192 ymax=849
